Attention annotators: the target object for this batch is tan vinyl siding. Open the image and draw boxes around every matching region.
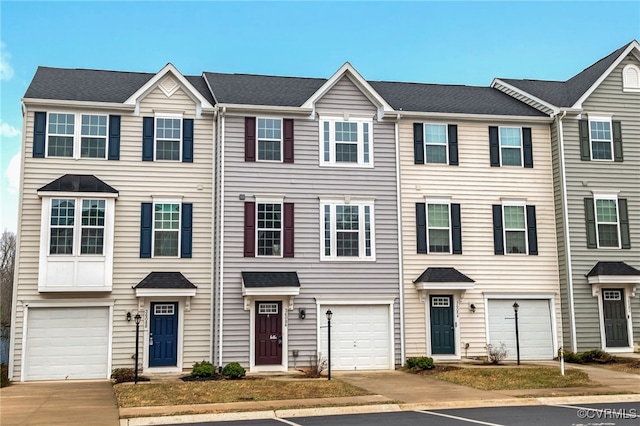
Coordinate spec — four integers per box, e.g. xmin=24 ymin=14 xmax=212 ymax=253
xmin=562 ymin=54 xmax=640 ymax=351
xmin=220 ymin=76 xmax=400 ymax=368
xmin=12 ymin=84 xmax=214 ymax=380
xmin=399 ymin=119 xmax=561 ymax=358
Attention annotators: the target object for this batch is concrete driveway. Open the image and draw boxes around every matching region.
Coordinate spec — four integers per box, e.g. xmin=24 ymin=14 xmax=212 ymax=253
xmin=0 ymin=381 xmax=119 ymax=426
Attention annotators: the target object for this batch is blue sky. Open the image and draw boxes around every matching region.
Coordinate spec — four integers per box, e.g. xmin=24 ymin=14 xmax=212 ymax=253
xmin=1 ymin=1 xmax=638 ymax=232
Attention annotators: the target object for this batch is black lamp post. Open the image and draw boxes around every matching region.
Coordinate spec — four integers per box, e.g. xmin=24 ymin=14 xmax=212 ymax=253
xmin=134 ymin=313 xmax=141 ymax=384
xmin=326 ymin=309 xmax=332 ymax=381
xmin=512 ymin=302 xmax=520 ymax=366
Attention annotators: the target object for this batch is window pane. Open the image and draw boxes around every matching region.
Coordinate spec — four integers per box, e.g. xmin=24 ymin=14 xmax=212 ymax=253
xmin=258 ymin=231 xmax=281 ymax=256
xmin=50 ymin=228 xmax=73 ymax=254
xmin=335 ymin=122 xmax=357 ymax=142
xmin=598 ymin=224 xmax=619 ymax=247
xmin=504 ymin=206 xmax=525 ymax=229
xmin=336 ymin=232 xmax=359 ymax=257
xmin=156 ymin=118 xmax=181 ymax=139
xmin=500 ymin=127 xmax=521 ymax=147
xmin=81 ymin=115 xmax=107 ymax=137
xmin=51 ymin=199 xmax=75 ymax=226
xmin=154 ymin=231 xmax=178 ymax=256
xmin=426 ymin=145 xmax=446 ymax=164
xmin=506 ymin=231 xmax=526 ymax=254
xmin=595 ymin=200 xmax=617 ymax=222
xmin=48 ymin=113 xmax=74 ymax=135
xmin=80 ymin=137 xmax=106 ymax=158
xmin=257 ymin=203 xmax=281 ymax=256
xmin=82 ymin=200 xmax=105 ymax=226
xmin=257 ymin=118 xmax=281 ymax=140
xmin=501 ymin=147 xmax=522 ymax=166
xmin=324 ymin=205 xmax=331 ymax=256
xmin=590 ymin=121 xmax=611 ymax=141
xmin=258 ymin=140 xmax=281 ymax=161
xmin=48 ymin=136 xmax=74 ymax=157
xmin=156 ymin=140 xmax=180 ymax=160
xmin=364 ymin=205 xmax=371 ymax=256
xmin=428 ymin=229 xmax=450 ymax=253
xmin=591 ymin=141 xmax=612 ymax=160
xmin=427 ymin=204 xmax=449 ymax=227
xmin=323 ymin=121 xmax=330 ymax=162
xmin=336 ymin=205 xmax=359 ymax=230
xmin=81 ymin=228 xmax=104 ymax=254
xmin=425 ymin=124 xmax=446 ymax=144
xmin=335 ymin=143 xmax=357 ymax=163
xmin=155 ymin=203 xmax=180 ymax=229
xmin=363 ymin=123 xmax=369 ymax=164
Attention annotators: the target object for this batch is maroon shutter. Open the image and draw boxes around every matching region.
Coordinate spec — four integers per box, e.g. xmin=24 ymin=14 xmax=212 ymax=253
xmin=244 ymin=202 xmax=255 ymax=257
xmin=245 ymin=117 xmax=256 ymax=162
xmin=283 ymin=203 xmax=294 ymax=257
xmin=283 ymin=119 xmax=294 ymax=163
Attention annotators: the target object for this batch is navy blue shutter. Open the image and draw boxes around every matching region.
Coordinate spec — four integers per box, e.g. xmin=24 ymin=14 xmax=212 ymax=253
xmin=414 ymin=123 xmax=424 ymax=164
xmin=33 ymin=112 xmax=46 ymax=158
xmin=181 ymin=203 xmax=193 ymax=258
xmin=448 ymin=124 xmax=459 ymax=166
xmin=451 ymin=203 xmax=462 ymax=254
xmin=108 ymin=115 xmax=121 ymax=160
xmin=489 ymin=126 xmax=500 ymax=167
xmin=142 ymin=117 xmax=154 ymax=161
xmin=492 ymin=205 xmax=504 ymax=255
xmin=140 ymin=203 xmax=153 ymax=258
xmin=579 ymin=120 xmax=590 ymax=161
xmin=182 ymin=118 xmax=194 ymax=163
xmin=526 ymin=205 xmax=538 ymax=255
xmin=584 ymin=198 xmax=597 ymax=249
xmin=523 ymin=127 xmax=533 ymax=168
xmin=416 ymin=203 xmax=427 ymax=254
xmin=619 ymin=198 xmax=630 ymax=249
xmin=612 ymin=121 xmax=623 ymax=162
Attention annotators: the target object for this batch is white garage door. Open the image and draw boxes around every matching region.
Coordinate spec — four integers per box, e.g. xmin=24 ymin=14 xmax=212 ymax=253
xmin=319 ymin=305 xmax=391 ymax=370
xmin=487 ymin=299 xmax=554 ymax=360
xmin=25 ymin=307 xmax=110 ymax=380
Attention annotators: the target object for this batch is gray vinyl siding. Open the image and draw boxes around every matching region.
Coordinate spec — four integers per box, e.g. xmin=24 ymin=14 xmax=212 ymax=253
xmin=562 ymin=54 xmax=640 ymax=351
xmin=12 ymin=85 xmax=214 ymax=380
xmin=220 ymin=76 xmax=400 ymax=368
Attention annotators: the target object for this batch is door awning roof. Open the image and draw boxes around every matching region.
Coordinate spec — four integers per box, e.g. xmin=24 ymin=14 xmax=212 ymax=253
xmin=413 ymin=267 xmax=475 ymax=291
xmin=586 ymin=261 xmax=640 ymax=286
xmin=133 ymin=272 xmax=197 ymax=297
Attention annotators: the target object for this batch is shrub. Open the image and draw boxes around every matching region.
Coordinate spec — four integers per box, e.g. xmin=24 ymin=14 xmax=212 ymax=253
xmin=111 ymin=368 xmax=135 ymax=384
xmin=1 ymin=364 xmax=9 ymax=388
xmin=562 ymin=349 xmax=614 ymax=364
xmin=406 ymin=356 xmax=435 ymax=370
xmin=191 ymin=360 xmax=216 ymax=377
xmin=486 ymin=343 xmax=509 ymax=364
xmin=221 ymin=362 xmax=246 ymax=379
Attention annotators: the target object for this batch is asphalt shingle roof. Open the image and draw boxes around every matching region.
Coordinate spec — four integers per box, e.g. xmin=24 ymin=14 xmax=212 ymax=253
xmin=38 ymin=174 xmax=118 ymax=193
xmin=586 ymin=261 xmax=640 ymax=277
xmin=414 ymin=267 xmax=475 ymax=283
xmin=242 ymin=272 xmax=301 ymax=288
xmin=134 ymin=272 xmax=197 ymax=289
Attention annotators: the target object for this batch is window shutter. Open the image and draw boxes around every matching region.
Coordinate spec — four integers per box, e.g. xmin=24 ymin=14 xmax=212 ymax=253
xmin=492 ymin=205 xmax=504 ymax=255
xmin=245 ymin=117 xmax=256 ymax=162
xmin=140 ymin=203 xmax=153 ymax=258
xmin=108 ymin=115 xmax=121 ymax=160
xmin=619 ymin=198 xmax=630 ymax=249
xmin=244 ymin=201 xmax=255 ymax=257
xmin=283 ymin=202 xmax=294 ymax=257
xmin=283 ymin=119 xmax=294 ymax=163
xmin=612 ymin=121 xmax=623 ymax=162
xmin=579 ymin=120 xmax=590 ymax=161
xmin=416 ymin=203 xmax=427 ymax=254
xmin=142 ymin=117 xmax=154 ymax=161
xmin=182 ymin=118 xmax=194 ymax=163
xmin=448 ymin=124 xmax=459 ymax=166
xmin=584 ymin=198 xmax=597 ymax=249
xmin=33 ymin=111 xmax=46 ymax=158
xmin=413 ymin=123 xmax=424 ymax=165
xmin=181 ymin=203 xmax=193 ymax=258
xmin=526 ymin=205 xmax=538 ymax=255
xmin=523 ymin=127 xmax=533 ymax=168
xmin=451 ymin=203 xmax=462 ymax=254
xmin=489 ymin=126 xmax=500 ymax=167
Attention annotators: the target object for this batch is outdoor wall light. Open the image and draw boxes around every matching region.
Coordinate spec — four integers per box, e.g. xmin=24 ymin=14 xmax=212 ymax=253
xmin=469 ymin=304 xmax=476 ymax=313
xmin=299 ymin=308 xmax=306 ymax=320
xmin=126 ymin=312 xmax=132 ymax=322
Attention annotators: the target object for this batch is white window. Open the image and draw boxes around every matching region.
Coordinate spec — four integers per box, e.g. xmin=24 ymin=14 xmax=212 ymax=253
xmin=321 ymin=199 xmax=375 ymax=260
xmin=47 ymin=113 xmax=108 ymax=159
xmin=589 ymin=118 xmax=613 ymax=161
xmin=153 ymin=202 xmax=181 ymax=256
xmin=622 ymin=64 xmax=640 ymax=92
xmin=425 ymin=124 xmax=448 ymax=164
xmin=503 ymin=204 xmax=527 ymax=254
xmin=594 ymin=196 xmax=620 ymax=248
xmin=155 ymin=117 xmax=182 ymax=161
xmin=49 ymin=198 xmax=106 ymax=255
xmin=320 ymin=117 xmax=372 ymax=167
xmin=257 ymin=202 xmax=282 ymax=256
xmin=431 ymin=297 xmax=451 ymax=307
xmin=499 ymin=127 xmax=522 ymax=166
xmin=603 ymin=290 xmax=622 ymax=301
xmin=154 ymin=304 xmax=175 ymax=315
xmin=257 ymin=118 xmax=282 ymax=161
xmin=258 ymin=303 xmax=279 ymax=314
xmin=426 ymin=202 xmax=451 ymax=253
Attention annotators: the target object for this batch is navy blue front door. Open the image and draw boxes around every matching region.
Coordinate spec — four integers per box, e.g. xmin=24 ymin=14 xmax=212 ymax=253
xmin=430 ymin=295 xmax=455 ymax=354
xmin=149 ymin=302 xmax=178 ymax=367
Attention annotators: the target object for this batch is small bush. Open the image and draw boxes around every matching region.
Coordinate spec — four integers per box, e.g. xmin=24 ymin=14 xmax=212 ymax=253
xmin=562 ymin=349 xmax=614 ymax=364
xmin=191 ymin=360 xmax=216 ymax=377
xmin=1 ymin=364 xmax=9 ymax=388
xmin=221 ymin=362 xmax=246 ymax=379
xmin=111 ymin=368 xmax=135 ymax=384
xmin=406 ymin=356 xmax=435 ymax=370
xmin=486 ymin=343 xmax=509 ymax=364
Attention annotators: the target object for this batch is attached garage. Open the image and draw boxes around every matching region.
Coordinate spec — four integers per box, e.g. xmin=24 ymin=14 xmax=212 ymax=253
xmin=24 ymin=307 xmax=110 ymax=380
xmin=487 ymin=299 xmax=555 ymax=360
xmin=319 ymin=304 xmax=393 ymax=370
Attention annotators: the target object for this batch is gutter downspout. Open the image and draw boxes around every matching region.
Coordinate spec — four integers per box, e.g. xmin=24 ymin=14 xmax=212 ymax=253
xmin=556 ymin=110 xmax=577 ymax=352
xmin=394 ymin=113 xmax=406 ymax=365
xmin=217 ymin=107 xmax=226 ymax=369
xmin=210 ymin=108 xmax=218 ymax=363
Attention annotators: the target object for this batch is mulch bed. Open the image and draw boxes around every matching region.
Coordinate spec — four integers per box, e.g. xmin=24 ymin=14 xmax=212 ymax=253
xmin=413 ymin=365 xmax=462 ymax=375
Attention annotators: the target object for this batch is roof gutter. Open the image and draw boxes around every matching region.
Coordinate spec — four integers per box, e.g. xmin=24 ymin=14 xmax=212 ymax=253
xmin=22 ymin=98 xmax=136 ymax=111
xmin=214 ymin=103 xmax=313 ymax=116
xmin=382 ymin=111 xmax=553 ymax=123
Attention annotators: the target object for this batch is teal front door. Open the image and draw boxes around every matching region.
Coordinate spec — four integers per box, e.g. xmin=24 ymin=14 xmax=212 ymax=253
xmin=430 ymin=295 xmax=455 ymax=354
xmin=149 ymin=302 xmax=178 ymax=367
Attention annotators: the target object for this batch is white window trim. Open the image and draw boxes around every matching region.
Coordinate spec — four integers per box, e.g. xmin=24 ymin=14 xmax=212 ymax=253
xmin=257 ymin=117 xmax=283 ymax=163
xmin=593 ymin=194 xmax=622 ymax=249
xmin=151 ymin=199 xmax=182 ymax=258
xmin=424 ymin=123 xmax=449 ymax=165
xmin=498 ymin=126 xmax=523 ymax=167
xmin=425 ymin=198 xmax=452 ymax=254
xmin=45 ymin=112 xmax=109 ymax=160
xmin=255 ymin=195 xmax=285 ymax=258
xmin=622 ymin=64 xmax=640 ymax=92
xmin=319 ymin=197 xmax=375 ymax=261
xmin=154 ymin=112 xmax=183 ymax=162
xmin=501 ymin=201 xmax=528 ymax=255
xmin=587 ymin=115 xmax=614 ymax=161
xmin=319 ymin=115 xmax=373 ymax=168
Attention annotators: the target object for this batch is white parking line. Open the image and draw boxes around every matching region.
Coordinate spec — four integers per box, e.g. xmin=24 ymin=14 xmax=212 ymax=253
xmin=416 ymin=410 xmax=506 ymax=426
xmin=275 ymin=418 xmax=303 ymax=426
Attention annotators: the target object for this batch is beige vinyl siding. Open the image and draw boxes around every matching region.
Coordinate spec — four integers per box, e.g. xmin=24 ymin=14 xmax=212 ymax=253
xmin=220 ymin=76 xmax=400 ymax=368
xmin=562 ymin=54 xmax=640 ymax=350
xmin=399 ymin=120 xmax=561 ymax=358
xmin=12 ymin=84 xmax=214 ymax=380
